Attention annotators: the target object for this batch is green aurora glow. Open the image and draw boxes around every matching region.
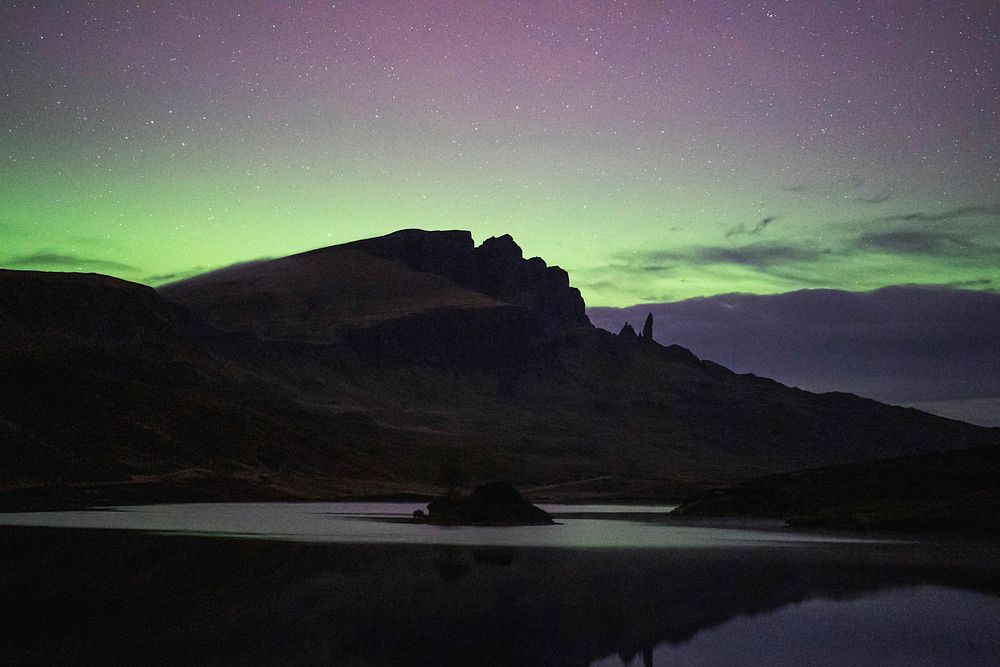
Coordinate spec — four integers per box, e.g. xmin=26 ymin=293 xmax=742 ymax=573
xmin=2 ymin=2 xmax=997 ymax=306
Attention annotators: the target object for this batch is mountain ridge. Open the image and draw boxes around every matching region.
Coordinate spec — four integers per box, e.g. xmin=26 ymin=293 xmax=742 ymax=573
xmin=2 ymin=230 xmax=997 ymax=508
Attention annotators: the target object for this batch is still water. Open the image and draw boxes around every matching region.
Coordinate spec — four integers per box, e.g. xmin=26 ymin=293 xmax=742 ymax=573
xmin=0 ymin=502 xmax=886 ymax=548
xmin=1 ymin=503 xmax=998 ymax=665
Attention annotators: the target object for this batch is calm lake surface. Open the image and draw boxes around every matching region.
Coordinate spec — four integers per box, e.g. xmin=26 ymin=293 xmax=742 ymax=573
xmin=1 ymin=503 xmax=998 ymax=665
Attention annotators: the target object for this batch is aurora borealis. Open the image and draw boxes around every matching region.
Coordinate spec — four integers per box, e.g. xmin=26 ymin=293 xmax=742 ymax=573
xmin=2 ymin=1 xmax=998 ymax=305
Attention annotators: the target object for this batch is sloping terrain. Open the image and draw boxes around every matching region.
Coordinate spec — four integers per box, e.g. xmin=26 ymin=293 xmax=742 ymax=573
xmin=671 ymin=444 xmax=1000 ymax=533
xmin=0 ymin=270 xmax=413 ymax=504
xmin=158 ymin=245 xmax=505 ymax=343
xmin=1 ymin=230 xmax=997 ymax=507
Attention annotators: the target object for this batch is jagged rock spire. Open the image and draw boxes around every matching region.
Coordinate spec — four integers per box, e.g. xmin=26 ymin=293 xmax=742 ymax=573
xmin=641 ymin=312 xmax=653 ymax=339
xmin=618 ymin=322 xmax=638 ymax=338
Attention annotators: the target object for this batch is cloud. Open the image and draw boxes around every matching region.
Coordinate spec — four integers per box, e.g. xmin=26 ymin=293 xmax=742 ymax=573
xmin=752 ymin=216 xmax=777 ymax=234
xmin=2 ymin=251 xmax=138 ymax=273
xmin=144 ymin=267 xmax=208 ymax=284
xmin=725 ymin=216 xmax=777 ymax=239
xmin=858 ymin=230 xmax=998 ymax=259
xmin=587 ymin=285 xmax=1000 ymax=425
xmin=854 ymin=187 xmax=897 ymax=204
xmin=152 ymin=258 xmax=273 ymax=291
xmin=638 ymin=263 xmax=676 ymax=274
xmin=573 ymin=242 xmax=832 ymax=301
xmin=612 ymin=242 xmax=827 ymax=272
xmin=943 ymin=278 xmax=995 ymax=289
xmin=870 ymin=205 xmax=1000 ymax=225
xmin=695 ymin=243 xmax=826 ymax=268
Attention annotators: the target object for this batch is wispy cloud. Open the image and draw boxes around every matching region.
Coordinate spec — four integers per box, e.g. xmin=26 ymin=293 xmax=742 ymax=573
xmin=942 ymin=278 xmax=995 ymax=289
xmin=695 ymin=244 xmax=825 ymax=268
xmin=787 ymin=174 xmax=898 ymax=204
xmin=144 ymin=267 xmax=207 ymax=284
xmin=2 ymin=251 xmax=138 ymax=273
xmin=869 ymin=205 xmax=1000 ymax=225
xmin=725 ymin=216 xmax=777 ymax=239
xmin=579 ymin=200 xmax=1000 ymax=304
xmin=854 ymin=187 xmax=897 ymax=204
xmin=148 ymin=258 xmax=273 ymax=287
xmin=575 ymin=241 xmax=837 ymax=295
xmin=857 ymin=230 xmax=999 ymax=261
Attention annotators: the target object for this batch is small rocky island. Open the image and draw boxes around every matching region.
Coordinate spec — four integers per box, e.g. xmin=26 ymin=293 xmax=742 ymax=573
xmin=413 ymin=481 xmax=555 ymax=526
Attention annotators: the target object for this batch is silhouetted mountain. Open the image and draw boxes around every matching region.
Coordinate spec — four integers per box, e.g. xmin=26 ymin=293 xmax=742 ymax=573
xmin=158 ymin=229 xmax=586 ymax=367
xmin=0 ymin=269 xmax=411 ymax=502
xmin=344 ymin=229 xmax=590 ymax=336
xmin=1 ymin=230 xmax=998 ymax=507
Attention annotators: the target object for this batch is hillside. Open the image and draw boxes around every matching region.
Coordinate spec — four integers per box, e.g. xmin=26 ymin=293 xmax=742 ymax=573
xmin=1 ymin=230 xmax=997 ymax=507
xmin=157 ymin=245 xmax=505 ymax=344
xmin=671 ymin=444 xmax=1000 ymax=534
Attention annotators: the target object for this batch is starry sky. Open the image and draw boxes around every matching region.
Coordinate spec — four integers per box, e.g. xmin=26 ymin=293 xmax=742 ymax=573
xmin=2 ymin=1 xmax=998 ymax=306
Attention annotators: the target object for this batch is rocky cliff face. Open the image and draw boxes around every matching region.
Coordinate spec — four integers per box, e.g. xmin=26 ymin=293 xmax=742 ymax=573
xmin=158 ymin=230 xmax=586 ymax=368
xmin=347 ymin=229 xmax=591 ymax=336
xmin=159 ymin=230 xmax=589 ymax=367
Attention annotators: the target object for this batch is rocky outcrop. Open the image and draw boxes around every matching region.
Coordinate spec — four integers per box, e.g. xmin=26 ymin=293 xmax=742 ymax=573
xmin=343 ymin=229 xmax=478 ymax=285
xmin=348 ymin=230 xmax=591 ymax=336
xmin=618 ymin=322 xmax=638 ymax=339
xmin=471 ymin=234 xmax=589 ymax=336
xmin=641 ymin=313 xmax=653 ymax=340
xmin=414 ymin=481 xmax=555 ymax=525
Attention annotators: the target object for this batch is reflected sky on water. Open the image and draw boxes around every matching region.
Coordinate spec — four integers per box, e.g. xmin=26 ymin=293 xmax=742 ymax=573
xmin=0 ymin=502 xmax=898 ymax=548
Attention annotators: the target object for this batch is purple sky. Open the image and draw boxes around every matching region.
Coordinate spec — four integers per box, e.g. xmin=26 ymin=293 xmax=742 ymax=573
xmin=590 ymin=285 xmax=1000 ymax=426
xmin=2 ymin=1 xmax=998 ymax=424
xmin=2 ymin=1 xmax=997 ymax=305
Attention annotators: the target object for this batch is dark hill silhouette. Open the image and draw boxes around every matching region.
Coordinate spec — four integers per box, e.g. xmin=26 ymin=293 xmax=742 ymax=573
xmin=672 ymin=443 xmax=1000 ymax=533
xmin=157 ymin=242 xmax=506 ymax=344
xmin=158 ymin=229 xmax=587 ymax=367
xmin=343 ymin=229 xmax=590 ymax=335
xmin=1 ymin=230 xmax=998 ymax=507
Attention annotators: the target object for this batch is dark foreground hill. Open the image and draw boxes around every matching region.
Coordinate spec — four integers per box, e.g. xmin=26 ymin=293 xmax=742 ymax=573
xmin=2 ymin=229 xmax=998 ymax=507
xmin=671 ymin=444 xmax=1000 ymax=534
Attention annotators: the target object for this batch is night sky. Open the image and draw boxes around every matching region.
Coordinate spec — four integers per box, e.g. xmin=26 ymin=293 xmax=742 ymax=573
xmin=2 ymin=1 xmax=998 ymax=306
xmin=590 ymin=286 xmax=1000 ymax=425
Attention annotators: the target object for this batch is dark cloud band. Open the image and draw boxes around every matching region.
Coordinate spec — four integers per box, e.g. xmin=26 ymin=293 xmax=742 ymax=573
xmin=588 ymin=285 xmax=1000 ymax=426
xmin=3 ymin=252 xmax=138 ymax=273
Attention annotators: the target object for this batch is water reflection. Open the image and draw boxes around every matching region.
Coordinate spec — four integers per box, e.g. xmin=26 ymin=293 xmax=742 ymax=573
xmin=0 ymin=505 xmax=997 ymax=665
xmin=593 ymin=586 xmax=1000 ymax=667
